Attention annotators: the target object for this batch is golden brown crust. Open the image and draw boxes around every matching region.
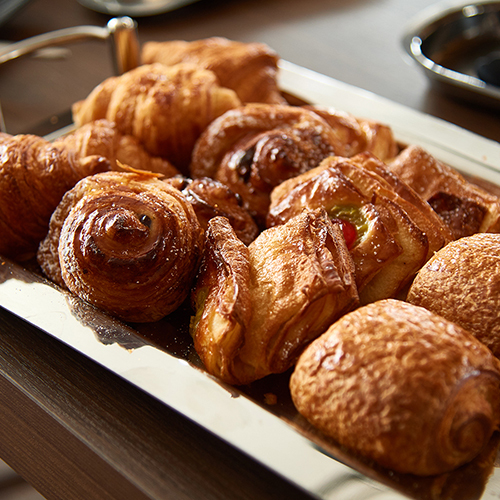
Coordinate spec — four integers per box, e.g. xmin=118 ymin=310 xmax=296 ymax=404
xmin=388 ymin=145 xmax=500 ymax=239
xmin=37 ymin=171 xmax=204 ymax=323
xmin=290 ymin=299 xmax=500 ymax=476
xmin=189 ymin=103 xmax=349 ymax=226
xmin=305 ymin=105 xmax=399 ymax=161
xmin=268 ymin=153 xmax=450 ymax=303
xmin=190 ymin=210 xmax=359 ymax=385
xmin=72 ymin=63 xmax=241 ymax=173
xmin=164 ymin=176 xmax=259 ymax=245
xmin=53 ymin=119 xmax=180 ymax=177
xmin=141 ymin=37 xmax=286 ymax=105
xmin=407 ymin=233 xmax=500 ymax=357
xmin=0 ymin=132 xmax=109 ymax=261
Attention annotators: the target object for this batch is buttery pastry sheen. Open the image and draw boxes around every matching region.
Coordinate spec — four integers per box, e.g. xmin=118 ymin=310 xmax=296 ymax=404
xmin=37 ymin=171 xmax=204 ymax=323
xmin=190 ymin=210 xmax=359 ymax=385
xmin=0 ymin=132 xmax=109 ymax=261
xmin=72 ymin=63 xmax=241 ymax=173
xmin=290 ymin=299 xmax=500 ymax=476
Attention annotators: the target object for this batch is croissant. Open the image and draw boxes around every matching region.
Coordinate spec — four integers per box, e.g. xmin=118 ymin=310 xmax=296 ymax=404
xmin=141 ymin=37 xmax=286 ymax=105
xmin=53 ymin=119 xmax=179 ymax=177
xmin=408 ymin=233 xmax=500 ymax=357
xmin=290 ymin=299 xmax=500 ymax=476
xmin=0 ymin=132 xmax=109 ymax=261
xmin=37 ymin=170 xmax=204 ymax=323
xmin=164 ymin=176 xmax=259 ymax=245
xmin=268 ymin=153 xmax=452 ymax=303
xmin=388 ymin=145 xmax=500 ymax=239
xmin=305 ymin=105 xmax=399 ymax=161
xmin=72 ymin=63 xmax=241 ymax=173
xmin=190 ymin=210 xmax=359 ymax=385
xmin=189 ymin=104 xmax=350 ymax=226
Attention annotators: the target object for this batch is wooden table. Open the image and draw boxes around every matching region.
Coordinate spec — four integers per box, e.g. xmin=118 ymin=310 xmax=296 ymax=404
xmin=0 ymin=0 xmax=499 ymax=499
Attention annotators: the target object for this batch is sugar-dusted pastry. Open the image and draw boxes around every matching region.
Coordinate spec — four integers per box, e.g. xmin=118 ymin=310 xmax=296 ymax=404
xmin=190 ymin=104 xmax=350 ymax=226
xmin=141 ymin=37 xmax=286 ymax=105
xmin=190 ymin=210 xmax=359 ymax=385
xmin=164 ymin=176 xmax=259 ymax=245
xmin=268 ymin=153 xmax=452 ymax=303
xmin=305 ymin=105 xmax=399 ymax=161
xmin=290 ymin=299 xmax=500 ymax=476
xmin=53 ymin=119 xmax=179 ymax=177
xmin=0 ymin=132 xmax=109 ymax=261
xmin=37 ymin=171 xmax=204 ymax=323
xmin=72 ymin=63 xmax=241 ymax=173
xmin=388 ymin=145 xmax=500 ymax=239
xmin=408 ymin=233 xmax=500 ymax=357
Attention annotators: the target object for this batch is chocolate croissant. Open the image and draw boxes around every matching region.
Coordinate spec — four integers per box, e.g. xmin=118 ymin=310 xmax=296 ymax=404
xmin=268 ymin=153 xmax=452 ymax=303
xmin=72 ymin=63 xmax=241 ymax=173
xmin=290 ymin=299 xmax=500 ymax=476
xmin=37 ymin=171 xmax=204 ymax=323
xmin=53 ymin=119 xmax=179 ymax=177
xmin=0 ymin=132 xmax=109 ymax=261
xmin=388 ymin=145 xmax=500 ymax=239
xmin=408 ymin=233 xmax=500 ymax=358
xmin=141 ymin=37 xmax=286 ymax=105
xmin=189 ymin=104 xmax=350 ymax=226
xmin=164 ymin=176 xmax=259 ymax=245
xmin=190 ymin=210 xmax=359 ymax=385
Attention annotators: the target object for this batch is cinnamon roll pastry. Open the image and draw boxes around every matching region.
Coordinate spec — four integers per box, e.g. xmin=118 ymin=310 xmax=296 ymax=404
xmin=141 ymin=37 xmax=286 ymax=105
xmin=268 ymin=153 xmax=452 ymax=303
xmin=305 ymin=105 xmax=399 ymax=161
xmin=190 ymin=210 xmax=359 ymax=385
xmin=164 ymin=176 xmax=259 ymax=245
xmin=72 ymin=63 xmax=241 ymax=173
xmin=37 ymin=171 xmax=204 ymax=323
xmin=53 ymin=119 xmax=179 ymax=177
xmin=290 ymin=299 xmax=500 ymax=476
xmin=408 ymin=233 xmax=500 ymax=358
xmin=190 ymin=104 xmax=350 ymax=226
xmin=0 ymin=132 xmax=109 ymax=261
xmin=388 ymin=145 xmax=500 ymax=239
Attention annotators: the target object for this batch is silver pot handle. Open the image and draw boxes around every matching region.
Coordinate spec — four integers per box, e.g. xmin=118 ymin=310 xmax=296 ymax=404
xmin=0 ymin=16 xmax=139 ymax=74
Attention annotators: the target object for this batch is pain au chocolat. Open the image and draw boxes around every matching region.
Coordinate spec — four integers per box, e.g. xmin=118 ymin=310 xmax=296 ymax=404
xmin=408 ymin=233 xmax=500 ymax=358
xmin=37 ymin=170 xmax=204 ymax=323
xmin=190 ymin=209 xmax=359 ymax=385
xmin=290 ymin=299 xmax=500 ymax=476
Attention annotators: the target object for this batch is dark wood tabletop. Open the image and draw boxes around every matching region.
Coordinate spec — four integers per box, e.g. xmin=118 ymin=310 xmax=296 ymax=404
xmin=0 ymin=0 xmax=499 ymax=499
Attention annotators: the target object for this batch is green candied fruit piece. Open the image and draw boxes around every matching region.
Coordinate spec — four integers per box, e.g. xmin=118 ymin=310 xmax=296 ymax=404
xmin=329 ymin=205 xmax=369 ymax=245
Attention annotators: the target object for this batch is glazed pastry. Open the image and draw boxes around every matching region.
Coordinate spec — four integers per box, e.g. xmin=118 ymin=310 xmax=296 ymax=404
xmin=164 ymin=176 xmax=259 ymax=245
xmin=0 ymin=132 xmax=109 ymax=261
xmin=268 ymin=153 xmax=452 ymax=303
xmin=388 ymin=145 xmax=500 ymax=239
xmin=37 ymin=171 xmax=204 ymax=323
xmin=190 ymin=210 xmax=359 ymax=385
xmin=141 ymin=37 xmax=286 ymax=105
xmin=72 ymin=63 xmax=241 ymax=173
xmin=190 ymin=104 xmax=350 ymax=226
xmin=290 ymin=299 xmax=500 ymax=476
xmin=408 ymin=233 xmax=500 ymax=357
xmin=306 ymin=105 xmax=399 ymax=161
xmin=53 ymin=119 xmax=179 ymax=177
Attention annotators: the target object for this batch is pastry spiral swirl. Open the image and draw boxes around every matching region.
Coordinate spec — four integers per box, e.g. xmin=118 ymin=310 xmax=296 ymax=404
xmin=290 ymin=299 xmax=500 ymax=476
xmin=37 ymin=171 xmax=204 ymax=323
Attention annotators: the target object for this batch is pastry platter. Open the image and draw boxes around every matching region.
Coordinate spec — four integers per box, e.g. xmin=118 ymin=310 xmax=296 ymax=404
xmin=2 ymin=37 xmax=500 ymax=500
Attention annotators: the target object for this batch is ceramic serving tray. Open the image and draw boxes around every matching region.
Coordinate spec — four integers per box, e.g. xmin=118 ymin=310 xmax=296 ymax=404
xmin=1 ymin=61 xmax=500 ymax=500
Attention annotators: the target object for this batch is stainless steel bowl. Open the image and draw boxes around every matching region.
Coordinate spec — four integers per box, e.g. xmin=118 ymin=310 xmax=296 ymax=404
xmin=403 ymin=0 xmax=500 ymax=108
